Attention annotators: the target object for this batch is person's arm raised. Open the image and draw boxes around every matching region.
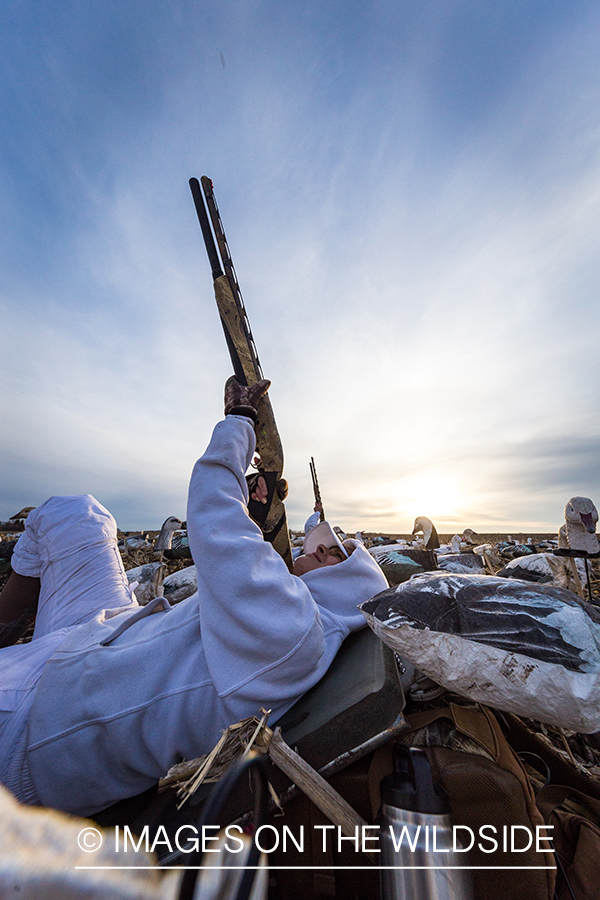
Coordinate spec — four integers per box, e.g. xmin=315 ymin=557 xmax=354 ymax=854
xmin=186 ymin=413 xmax=325 ymax=714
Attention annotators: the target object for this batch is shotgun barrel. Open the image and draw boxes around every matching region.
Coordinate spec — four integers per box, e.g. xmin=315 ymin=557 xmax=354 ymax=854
xmin=189 ymin=177 xmax=293 ymax=571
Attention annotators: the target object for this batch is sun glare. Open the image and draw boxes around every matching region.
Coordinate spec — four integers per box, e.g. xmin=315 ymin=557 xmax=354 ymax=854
xmin=400 ymin=473 xmax=464 ymax=521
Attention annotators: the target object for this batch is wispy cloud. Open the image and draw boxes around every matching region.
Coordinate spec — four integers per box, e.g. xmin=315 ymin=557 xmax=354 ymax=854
xmin=2 ymin=1 xmax=600 ymax=535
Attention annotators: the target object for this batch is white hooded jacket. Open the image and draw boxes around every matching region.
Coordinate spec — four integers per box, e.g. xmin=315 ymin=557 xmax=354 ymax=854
xmin=13 ymin=416 xmax=387 ymax=816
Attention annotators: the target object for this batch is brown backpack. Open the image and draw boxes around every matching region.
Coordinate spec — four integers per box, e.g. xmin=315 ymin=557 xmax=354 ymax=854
xmin=535 ymin=783 xmax=600 ymax=900
xmin=369 ymin=703 xmax=556 ymax=900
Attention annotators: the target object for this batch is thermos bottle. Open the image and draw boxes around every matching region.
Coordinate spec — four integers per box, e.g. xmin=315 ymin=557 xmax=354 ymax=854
xmin=379 ymin=746 xmax=473 ymax=900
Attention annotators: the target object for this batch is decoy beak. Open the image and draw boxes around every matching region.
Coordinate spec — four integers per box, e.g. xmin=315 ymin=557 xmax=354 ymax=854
xmin=580 ymin=512 xmax=596 ymax=534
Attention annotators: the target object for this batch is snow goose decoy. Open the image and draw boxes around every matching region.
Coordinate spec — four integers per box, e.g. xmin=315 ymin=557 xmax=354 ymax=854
xmin=437 ymin=531 xmax=481 ymax=555
xmin=1 ymin=507 xmax=36 ymax=534
xmin=125 ymin=562 xmax=167 ymax=605
xmin=558 ymin=497 xmax=599 ymax=555
xmin=360 ymin=571 xmax=600 ymax=730
xmin=436 ymin=551 xmax=486 ymax=574
xmin=411 ymin=518 xmax=485 ymax=573
xmin=9 ymin=507 xmax=36 ymax=522
xmin=164 ymin=530 xmax=193 ymax=560
xmin=154 ymin=516 xmax=183 ymax=561
xmin=412 ymin=516 xmax=440 ymax=551
xmin=461 ymin=528 xmax=481 ymax=546
xmin=497 ymin=552 xmax=589 ymax=591
xmin=435 ymin=534 xmax=462 ymax=555
xmin=556 ymin=496 xmax=599 ymax=602
xmin=119 ymin=533 xmax=152 ymax=557
xmin=451 ymin=533 xmax=463 ymax=553
xmin=472 ymin=543 xmax=503 ymax=574
xmin=498 ymin=540 xmax=535 ymax=560
xmin=369 ymin=544 xmax=437 ymax=585
xmin=163 ymin=565 xmax=198 ymax=604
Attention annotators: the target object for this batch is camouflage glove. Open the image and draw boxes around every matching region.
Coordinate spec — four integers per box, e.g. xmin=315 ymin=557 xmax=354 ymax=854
xmin=224 ymin=376 xmax=271 ymax=423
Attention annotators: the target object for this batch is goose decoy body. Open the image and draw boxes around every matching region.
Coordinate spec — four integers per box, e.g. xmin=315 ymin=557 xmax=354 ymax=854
xmin=472 ymin=543 xmax=503 ymax=573
xmin=435 ymin=534 xmax=462 ymax=555
xmin=361 ymin=570 xmax=600 ymax=668
xmin=125 ymin=562 xmax=167 ymax=605
xmin=437 ymin=532 xmax=481 ymax=555
xmin=496 ymin=552 xmax=589 ymax=590
xmin=360 ymin=570 xmax=600 ymax=732
xmin=498 ymin=543 xmax=535 ymax=560
xmin=119 ymin=534 xmax=152 ymax=554
xmin=163 ymin=565 xmax=198 ymax=604
xmin=164 ymin=531 xmax=192 ymax=560
xmin=436 ymin=552 xmax=485 ymax=574
xmin=369 ymin=544 xmax=437 ymax=585
xmin=538 ymin=539 xmax=559 ymax=551
xmin=372 ymin=535 xmax=397 ymax=547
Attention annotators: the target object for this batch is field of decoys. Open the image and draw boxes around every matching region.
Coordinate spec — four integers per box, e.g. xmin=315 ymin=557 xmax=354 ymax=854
xmin=2 ymin=495 xmax=600 ymax=603
xmin=2 ymin=495 xmax=600 ymax=780
xmin=152 ymin=492 xmax=589 ymax=610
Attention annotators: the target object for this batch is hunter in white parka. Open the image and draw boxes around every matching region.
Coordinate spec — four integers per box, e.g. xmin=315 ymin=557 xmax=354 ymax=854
xmin=0 ymin=400 xmax=387 ymax=817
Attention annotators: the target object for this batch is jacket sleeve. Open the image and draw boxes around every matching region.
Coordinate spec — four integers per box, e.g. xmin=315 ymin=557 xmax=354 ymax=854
xmin=186 ymin=416 xmax=326 ymax=710
xmin=303 ymin=510 xmax=321 ymax=534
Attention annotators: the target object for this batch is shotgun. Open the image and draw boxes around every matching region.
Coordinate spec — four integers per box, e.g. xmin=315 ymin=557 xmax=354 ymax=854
xmin=189 ymin=176 xmax=293 ymax=572
xmin=309 ymin=457 xmax=325 ymax=522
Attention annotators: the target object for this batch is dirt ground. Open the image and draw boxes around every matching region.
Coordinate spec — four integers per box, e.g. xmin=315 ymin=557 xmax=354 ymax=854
xmin=362 ymin=532 xmax=559 ymax=543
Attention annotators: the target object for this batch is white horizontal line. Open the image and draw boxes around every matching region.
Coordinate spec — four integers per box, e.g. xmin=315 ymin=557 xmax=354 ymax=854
xmin=75 ymin=865 xmax=558 ymax=871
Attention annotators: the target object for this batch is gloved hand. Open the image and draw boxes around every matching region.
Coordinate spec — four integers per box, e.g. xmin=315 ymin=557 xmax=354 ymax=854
xmin=224 ymin=376 xmax=271 ymax=422
xmin=247 ymin=472 xmax=289 ymax=504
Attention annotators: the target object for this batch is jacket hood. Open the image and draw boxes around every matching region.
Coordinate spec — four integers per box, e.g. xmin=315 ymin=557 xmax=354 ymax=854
xmin=299 ymin=540 xmax=389 ymax=629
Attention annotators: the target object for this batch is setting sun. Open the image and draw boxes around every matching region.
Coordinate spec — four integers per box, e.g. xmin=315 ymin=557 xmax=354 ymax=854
xmin=400 ymin=473 xmax=464 ymax=522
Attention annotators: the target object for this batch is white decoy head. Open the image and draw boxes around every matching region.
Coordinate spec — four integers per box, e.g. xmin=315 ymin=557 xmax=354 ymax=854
xmin=9 ymin=507 xmax=35 ymax=521
xmin=154 ymin=516 xmax=183 ymax=553
xmin=565 ymin=497 xmax=598 ymax=532
xmin=450 ymin=534 xmax=462 ymax=553
xmin=563 ymin=496 xmax=599 ymax=553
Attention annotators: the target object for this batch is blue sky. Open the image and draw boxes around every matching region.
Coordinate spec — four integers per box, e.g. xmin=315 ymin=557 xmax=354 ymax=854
xmin=1 ymin=0 xmax=600 ymax=533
